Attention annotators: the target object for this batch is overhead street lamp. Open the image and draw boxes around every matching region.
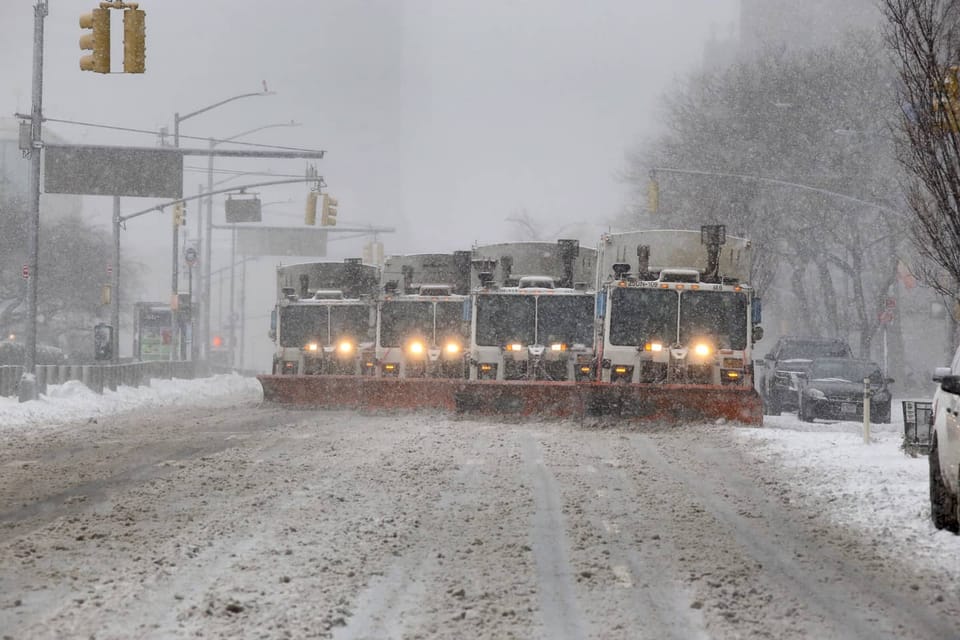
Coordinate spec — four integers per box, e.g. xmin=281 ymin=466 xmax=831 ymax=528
xmin=173 ymin=86 xmax=274 ymax=148
xmin=202 ymin=121 xmax=301 ymax=364
xmin=168 ymin=88 xmax=276 ymax=365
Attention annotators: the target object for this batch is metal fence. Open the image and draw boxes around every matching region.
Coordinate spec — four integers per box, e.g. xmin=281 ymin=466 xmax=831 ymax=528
xmin=0 ymin=361 xmax=205 ymax=398
xmin=902 ymin=399 xmax=934 ymax=457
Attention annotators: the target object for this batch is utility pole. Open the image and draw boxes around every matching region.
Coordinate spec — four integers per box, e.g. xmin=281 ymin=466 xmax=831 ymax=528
xmin=111 ymin=196 xmax=120 ymax=364
xmin=20 ymin=0 xmax=48 ymax=402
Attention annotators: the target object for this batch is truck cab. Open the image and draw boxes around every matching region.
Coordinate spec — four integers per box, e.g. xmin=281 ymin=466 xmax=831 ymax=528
xmin=596 ymin=227 xmax=761 ymax=386
xmin=374 ymin=253 xmax=472 ymax=378
xmin=468 ymin=240 xmax=597 ymax=382
xmin=271 ymin=259 xmax=379 ymax=375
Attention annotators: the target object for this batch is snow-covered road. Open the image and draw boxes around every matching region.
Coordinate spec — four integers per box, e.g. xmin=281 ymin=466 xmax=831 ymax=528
xmin=0 ymin=376 xmax=958 ymax=638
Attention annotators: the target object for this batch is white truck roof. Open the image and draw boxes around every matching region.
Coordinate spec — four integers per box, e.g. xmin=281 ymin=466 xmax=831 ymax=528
xmin=598 ymin=229 xmax=752 ymax=284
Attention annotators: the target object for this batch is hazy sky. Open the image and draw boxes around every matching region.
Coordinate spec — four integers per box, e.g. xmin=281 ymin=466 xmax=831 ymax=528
xmin=1 ymin=0 xmax=738 ymax=366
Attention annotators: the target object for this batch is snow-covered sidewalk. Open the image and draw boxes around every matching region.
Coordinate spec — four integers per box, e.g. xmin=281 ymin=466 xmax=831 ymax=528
xmin=737 ymin=408 xmax=960 ymax=580
xmin=0 ymin=373 xmax=263 ymax=432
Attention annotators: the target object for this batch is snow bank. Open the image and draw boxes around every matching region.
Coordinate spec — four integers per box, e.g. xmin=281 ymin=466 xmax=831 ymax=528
xmin=0 ymin=373 xmax=263 ymax=431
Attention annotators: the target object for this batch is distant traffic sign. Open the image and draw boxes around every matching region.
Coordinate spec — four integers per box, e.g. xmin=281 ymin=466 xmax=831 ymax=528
xmin=184 ymin=247 xmax=198 ymax=266
xmin=21 ymin=264 xmax=29 ymax=279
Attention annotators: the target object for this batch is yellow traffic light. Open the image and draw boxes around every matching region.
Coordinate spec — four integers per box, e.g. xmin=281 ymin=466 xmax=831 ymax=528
xmin=123 ymin=8 xmax=146 ymax=74
xmin=79 ymin=8 xmax=110 ymax=73
xmin=321 ymin=194 xmax=338 ymax=226
xmin=305 ymin=191 xmax=318 ymax=225
xmin=173 ymin=202 xmax=185 ymax=227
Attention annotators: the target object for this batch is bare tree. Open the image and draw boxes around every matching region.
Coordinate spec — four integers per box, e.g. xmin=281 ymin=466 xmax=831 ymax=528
xmin=883 ymin=0 xmax=960 ymax=293
xmin=623 ymin=31 xmax=909 ymax=355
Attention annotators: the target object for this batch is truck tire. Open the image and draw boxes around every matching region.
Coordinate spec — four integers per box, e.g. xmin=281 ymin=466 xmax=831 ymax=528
xmin=799 ymin=397 xmax=815 ymax=422
xmin=930 ymin=435 xmax=960 ymax=533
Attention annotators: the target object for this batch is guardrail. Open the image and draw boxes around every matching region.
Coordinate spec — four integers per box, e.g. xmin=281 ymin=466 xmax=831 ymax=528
xmin=0 ymin=361 xmax=205 ymax=398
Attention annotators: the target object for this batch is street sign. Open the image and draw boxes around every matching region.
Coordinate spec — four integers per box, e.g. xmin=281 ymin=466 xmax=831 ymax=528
xmin=237 ymin=227 xmax=328 ymax=257
xmin=184 ymin=247 xmax=198 ymax=266
xmin=106 ymin=263 xmax=113 ymax=276
xmin=44 ymin=144 xmax=184 ymax=198
xmin=21 ymin=264 xmax=29 ymax=279
xmin=225 ymin=196 xmax=262 ymax=223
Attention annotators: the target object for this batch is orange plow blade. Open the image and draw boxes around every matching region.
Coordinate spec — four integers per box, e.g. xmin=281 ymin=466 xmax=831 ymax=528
xmin=257 ymin=376 xmax=763 ymax=425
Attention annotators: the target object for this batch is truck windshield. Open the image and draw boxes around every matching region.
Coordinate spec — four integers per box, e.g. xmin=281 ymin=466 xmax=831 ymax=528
xmin=436 ymin=300 xmax=468 ymax=345
xmin=330 ymin=305 xmax=370 ymax=342
xmin=608 ymin=288 xmax=678 ymax=346
xmin=279 ymin=305 xmax=326 ymax=348
xmin=379 ymin=301 xmax=433 ymax=347
xmin=476 ymin=294 xmax=535 ymax=346
xmin=679 ymin=291 xmax=748 ymax=350
xmin=537 ymin=294 xmax=595 ymax=346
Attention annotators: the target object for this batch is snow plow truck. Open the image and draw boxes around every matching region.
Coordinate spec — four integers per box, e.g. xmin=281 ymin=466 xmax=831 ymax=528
xmin=268 ymin=259 xmax=379 ymax=376
xmin=374 ymin=252 xmax=472 ymax=379
xmin=257 ymin=228 xmax=764 ymax=424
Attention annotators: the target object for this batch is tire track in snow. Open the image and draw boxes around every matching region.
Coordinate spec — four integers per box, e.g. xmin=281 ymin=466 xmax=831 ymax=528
xmin=554 ymin=435 xmax=709 ymax=640
xmin=521 ymin=433 xmax=590 ymax=640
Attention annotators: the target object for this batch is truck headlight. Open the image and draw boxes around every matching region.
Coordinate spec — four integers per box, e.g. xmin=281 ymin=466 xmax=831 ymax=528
xmin=407 ymin=340 xmax=425 ymax=356
xmin=445 ymin=342 xmax=461 ymax=355
xmin=644 ymin=342 xmax=663 ymax=352
xmin=305 ymin=342 xmax=319 ymax=353
xmin=807 ymin=388 xmax=826 ymax=400
xmin=337 ymin=340 xmax=354 ymax=355
xmin=693 ymin=343 xmax=711 ymax=357
xmin=550 ymin=343 xmax=567 ymax=352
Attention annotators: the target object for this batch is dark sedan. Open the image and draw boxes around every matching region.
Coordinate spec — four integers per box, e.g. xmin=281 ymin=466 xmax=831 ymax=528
xmin=798 ymin=358 xmax=893 ymax=423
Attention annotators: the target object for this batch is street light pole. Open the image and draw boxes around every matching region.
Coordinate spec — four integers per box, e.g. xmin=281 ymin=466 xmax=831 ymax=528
xmin=111 ymin=196 xmax=120 ymax=364
xmin=171 ymin=88 xmax=274 ymax=365
xmin=201 ymin=121 xmax=300 ymax=368
xmin=20 ymin=0 xmax=48 ymax=402
xmin=173 ymin=88 xmax=273 ymax=148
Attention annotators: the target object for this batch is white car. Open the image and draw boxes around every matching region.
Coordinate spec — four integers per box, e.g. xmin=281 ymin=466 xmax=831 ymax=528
xmin=931 ymin=352 xmax=960 ymax=533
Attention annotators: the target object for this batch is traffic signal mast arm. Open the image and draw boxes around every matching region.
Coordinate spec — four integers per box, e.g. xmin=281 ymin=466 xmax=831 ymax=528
xmin=119 ymin=177 xmax=321 ymax=224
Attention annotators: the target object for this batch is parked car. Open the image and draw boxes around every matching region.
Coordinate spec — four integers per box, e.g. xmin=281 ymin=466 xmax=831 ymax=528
xmin=930 ymin=351 xmax=960 ymax=533
xmin=758 ymin=335 xmax=854 ymax=415
xmin=797 ymin=358 xmax=893 ymax=423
